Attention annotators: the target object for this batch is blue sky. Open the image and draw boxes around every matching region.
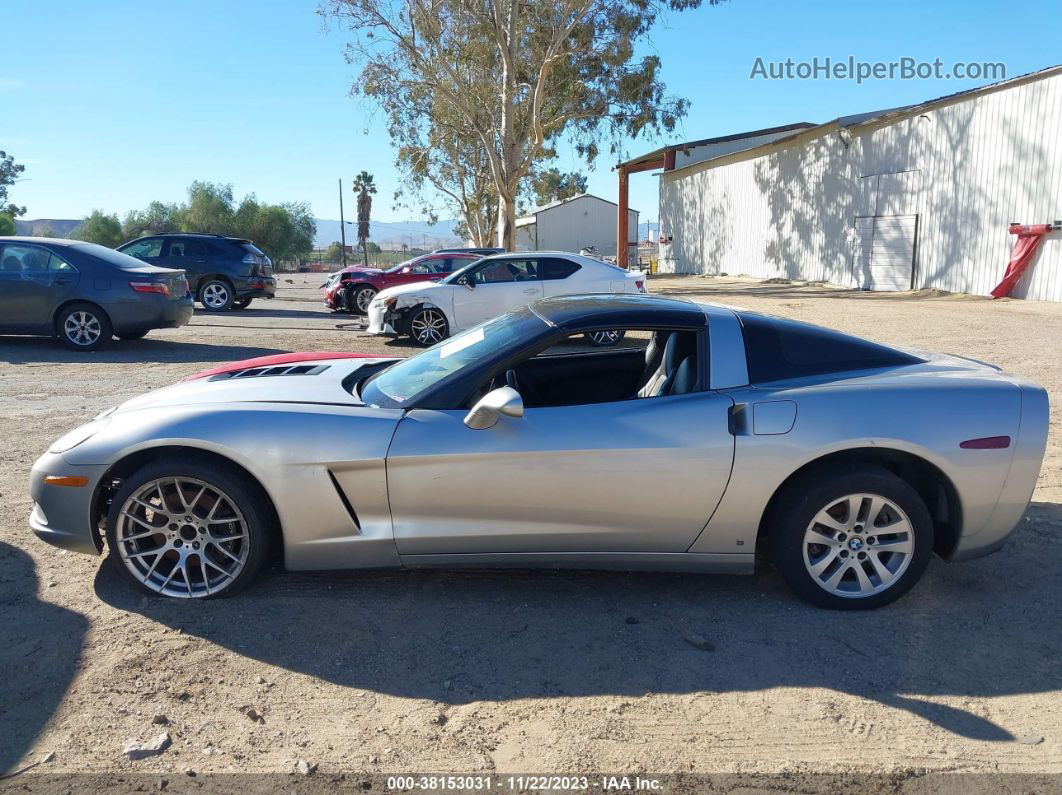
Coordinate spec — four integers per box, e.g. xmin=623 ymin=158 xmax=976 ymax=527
xmin=3 ymin=0 xmax=1060 ymax=232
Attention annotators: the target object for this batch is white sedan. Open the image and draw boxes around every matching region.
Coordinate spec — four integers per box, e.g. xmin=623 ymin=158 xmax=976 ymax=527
xmin=366 ymin=251 xmax=647 ymax=346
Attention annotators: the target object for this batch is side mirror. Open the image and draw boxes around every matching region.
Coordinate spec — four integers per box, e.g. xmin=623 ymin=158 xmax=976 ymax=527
xmin=401 ymin=266 xmax=411 ymax=273
xmin=458 ymin=275 xmax=475 ymax=289
xmin=464 ymin=386 xmax=524 ymax=430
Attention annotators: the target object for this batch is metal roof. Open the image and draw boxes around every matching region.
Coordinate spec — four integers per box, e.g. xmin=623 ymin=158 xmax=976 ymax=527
xmin=516 ymin=192 xmax=639 ymax=224
xmin=622 ymin=64 xmax=1062 ymax=176
xmin=616 ymin=122 xmax=818 ymax=170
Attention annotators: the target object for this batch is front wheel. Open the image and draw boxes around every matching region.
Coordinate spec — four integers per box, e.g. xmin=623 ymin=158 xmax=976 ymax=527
xmin=770 ymin=466 xmax=933 ymax=610
xmin=57 ymin=303 xmax=112 ymax=352
xmin=198 ymin=279 xmax=234 ymax=311
xmin=106 ymin=459 xmax=271 ymax=599
xmin=351 ymin=285 xmax=377 ymax=315
xmin=408 ymin=306 xmax=449 ymax=347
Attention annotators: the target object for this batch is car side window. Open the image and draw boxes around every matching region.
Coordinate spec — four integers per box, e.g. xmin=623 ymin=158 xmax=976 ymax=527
xmin=0 ymin=244 xmax=48 ymax=273
xmin=412 ymin=257 xmax=446 ymax=274
xmin=183 ymin=240 xmax=212 ymax=257
xmin=540 ymin=258 xmax=581 ymax=281
xmin=470 ymin=258 xmax=538 ymax=284
xmin=123 ymin=239 xmax=163 ymax=259
xmin=47 ymin=252 xmax=76 ymax=273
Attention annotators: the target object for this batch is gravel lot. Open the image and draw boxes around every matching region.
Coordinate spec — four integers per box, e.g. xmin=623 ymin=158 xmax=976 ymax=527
xmin=1 ymin=273 xmax=1060 ymax=785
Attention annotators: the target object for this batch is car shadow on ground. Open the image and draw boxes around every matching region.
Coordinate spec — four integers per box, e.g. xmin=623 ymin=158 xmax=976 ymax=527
xmin=93 ymin=502 xmax=1062 ymax=742
xmin=0 ymin=337 xmax=287 ymax=365
xmin=197 ymin=306 xmax=332 ymax=321
xmin=0 ymin=542 xmax=88 ymax=774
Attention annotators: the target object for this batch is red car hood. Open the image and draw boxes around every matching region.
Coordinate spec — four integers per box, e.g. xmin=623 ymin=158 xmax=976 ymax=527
xmin=184 ymin=352 xmax=381 ymax=381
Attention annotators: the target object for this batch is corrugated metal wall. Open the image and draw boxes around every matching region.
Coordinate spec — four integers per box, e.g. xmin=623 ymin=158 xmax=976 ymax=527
xmin=658 ymin=72 xmax=1062 ymax=300
xmin=536 ymin=196 xmax=638 ymax=257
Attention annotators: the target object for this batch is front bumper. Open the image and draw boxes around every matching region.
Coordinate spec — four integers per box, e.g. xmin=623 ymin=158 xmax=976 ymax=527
xmin=29 ymin=451 xmax=110 ymax=555
xmin=366 ymin=302 xmax=400 ymax=337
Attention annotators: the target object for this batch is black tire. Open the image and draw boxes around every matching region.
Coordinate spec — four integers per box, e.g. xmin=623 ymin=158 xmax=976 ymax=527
xmin=769 ymin=466 xmax=933 ymax=610
xmin=350 ymin=285 xmax=377 ymax=315
xmin=198 ymin=279 xmax=234 ymax=311
xmin=56 ymin=302 xmax=112 ymax=352
xmin=105 ymin=458 xmax=272 ymax=599
xmin=585 ymin=330 xmax=626 ymax=347
xmin=408 ymin=306 xmax=450 ymax=347
xmin=233 ymin=297 xmax=253 ymax=310
xmin=117 ymin=329 xmax=150 ymax=341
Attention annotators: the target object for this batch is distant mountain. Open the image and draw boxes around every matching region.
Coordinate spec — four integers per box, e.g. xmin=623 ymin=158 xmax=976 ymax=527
xmin=11 ymin=216 xmax=464 ymax=250
xmin=14 ymin=218 xmax=83 ymax=238
xmin=314 ymin=218 xmax=462 ymax=249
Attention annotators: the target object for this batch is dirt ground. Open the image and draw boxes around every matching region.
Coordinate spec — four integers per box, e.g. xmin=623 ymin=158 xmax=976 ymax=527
xmin=1 ymin=273 xmax=1061 ymax=786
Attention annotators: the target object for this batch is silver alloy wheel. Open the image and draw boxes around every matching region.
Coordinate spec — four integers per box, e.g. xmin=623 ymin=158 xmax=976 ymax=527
xmin=589 ymin=330 xmax=622 ymax=345
xmin=115 ymin=477 xmax=250 ymax=599
xmin=802 ymin=492 xmax=915 ymax=598
xmin=354 ymin=286 xmax=376 ymax=313
xmin=64 ymin=311 xmax=102 ymax=346
xmin=202 ymin=282 xmax=230 ymax=309
xmin=410 ymin=308 xmax=447 ymax=344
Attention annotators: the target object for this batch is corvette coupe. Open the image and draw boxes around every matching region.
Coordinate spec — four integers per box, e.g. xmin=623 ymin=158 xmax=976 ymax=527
xmin=30 ymin=294 xmax=1047 ymax=609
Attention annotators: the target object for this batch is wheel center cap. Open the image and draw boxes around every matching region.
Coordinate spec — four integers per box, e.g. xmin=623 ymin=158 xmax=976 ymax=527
xmin=848 ymin=537 xmax=864 ymax=551
xmin=179 ymin=525 xmax=198 ymax=541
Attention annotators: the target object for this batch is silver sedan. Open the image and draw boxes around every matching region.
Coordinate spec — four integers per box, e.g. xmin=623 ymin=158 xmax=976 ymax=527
xmin=29 ymin=294 xmax=1048 ymax=609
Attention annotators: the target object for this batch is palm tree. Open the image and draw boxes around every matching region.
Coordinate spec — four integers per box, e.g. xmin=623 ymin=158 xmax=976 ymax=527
xmin=352 ymin=171 xmax=376 ymax=266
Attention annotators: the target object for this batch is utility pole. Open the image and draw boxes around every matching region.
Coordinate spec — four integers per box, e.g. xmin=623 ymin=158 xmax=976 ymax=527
xmin=338 ymin=178 xmax=348 ymax=268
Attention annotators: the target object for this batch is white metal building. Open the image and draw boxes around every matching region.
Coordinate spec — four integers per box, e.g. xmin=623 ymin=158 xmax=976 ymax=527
xmin=516 ymin=193 xmax=638 ymax=258
xmin=634 ymin=66 xmax=1062 ymax=300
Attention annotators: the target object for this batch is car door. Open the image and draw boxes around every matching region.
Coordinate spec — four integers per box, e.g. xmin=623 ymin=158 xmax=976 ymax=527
xmin=385 ymin=345 xmax=735 ymax=555
xmin=0 ymin=243 xmax=78 ymax=331
xmin=161 ymin=239 xmax=212 ymax=289
xmin=451 ymin=257 xmax=544 ymax=330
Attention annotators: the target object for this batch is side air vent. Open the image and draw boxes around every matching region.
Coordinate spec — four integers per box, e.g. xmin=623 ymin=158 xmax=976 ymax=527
xmin=209 ymin=364 xmax=330 ymax=381
xmin=327 ymin=470 xmax=361 ymax=532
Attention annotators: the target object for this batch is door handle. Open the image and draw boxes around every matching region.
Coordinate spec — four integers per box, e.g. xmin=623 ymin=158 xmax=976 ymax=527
xmin=55 ymin=277 xmax=72 ymax=285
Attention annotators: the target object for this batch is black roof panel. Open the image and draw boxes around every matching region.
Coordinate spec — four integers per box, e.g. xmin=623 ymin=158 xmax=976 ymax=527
xmin=529 ymin=293 xmax=706 ymax=331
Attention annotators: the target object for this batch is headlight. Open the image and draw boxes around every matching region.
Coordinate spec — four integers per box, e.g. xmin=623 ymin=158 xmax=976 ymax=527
xmin=49 ymin=418 xmax=111 ymax=453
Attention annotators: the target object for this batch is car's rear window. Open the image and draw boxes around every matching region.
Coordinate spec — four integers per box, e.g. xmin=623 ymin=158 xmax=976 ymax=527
xmin=737 ymin=312 xmax=923 ymax=384
xmin=241 ymin=243 xmax=265 ymax=257
xmin=71 ymin=242 xmax=162 ymax=270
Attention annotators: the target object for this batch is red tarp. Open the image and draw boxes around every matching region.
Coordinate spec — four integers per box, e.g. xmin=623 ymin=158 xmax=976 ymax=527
xmin=991 ymin=223 xmax=1052 ymax=298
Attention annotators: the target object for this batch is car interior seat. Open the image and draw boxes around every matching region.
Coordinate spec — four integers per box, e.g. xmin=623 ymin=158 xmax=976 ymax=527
xmin=635 ymin=330 xmax=672 ymax=396
xmin=2 ymin=256 xmax=22 ymax=272
xmin=639 ymin=332 xmax=697 ymax=397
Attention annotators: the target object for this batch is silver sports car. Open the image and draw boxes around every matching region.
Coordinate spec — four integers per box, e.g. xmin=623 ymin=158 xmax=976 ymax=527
xmin=29 ymin=294 xmax=1048 ymax=609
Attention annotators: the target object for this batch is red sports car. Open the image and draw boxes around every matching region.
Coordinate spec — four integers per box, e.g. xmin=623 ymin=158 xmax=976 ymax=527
xmin=323 ymin=252 xmax=482 ymax=314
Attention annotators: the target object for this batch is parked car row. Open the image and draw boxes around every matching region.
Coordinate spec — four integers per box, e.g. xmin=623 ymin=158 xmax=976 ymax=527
xmin=325 ymin=249 xmax=648 ymax=346
xmin=0 ymin=232 xmax=279 ymax=351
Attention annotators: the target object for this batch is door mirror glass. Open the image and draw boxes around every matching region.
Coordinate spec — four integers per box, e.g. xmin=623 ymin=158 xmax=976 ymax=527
xmin=457 ymin=274 xmax=474 ymax=288
xmin=464 ymin=386 xmax=524 ymax=429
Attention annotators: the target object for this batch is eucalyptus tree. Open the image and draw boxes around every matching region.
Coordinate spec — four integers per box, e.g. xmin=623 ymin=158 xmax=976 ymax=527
xmin=324 ymin=0 xmax=715 ymax=249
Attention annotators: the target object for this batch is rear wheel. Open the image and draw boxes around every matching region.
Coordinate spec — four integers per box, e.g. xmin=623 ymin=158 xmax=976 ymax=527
xmin=409 ymin=306 xmax=449 ymax=347
xmin=57 ymin=303 xmax=112 ymax=352
xmin=198 ymin=279 xmax=234 ymax=311
xmin=106 ymin=459 xmax=271 ymax=599
xmin=770 ymin=466 xmax=933 ymax=609
xmin=233 ymin=297 xmax=253 ymax=310
xmin=351 ymin=285 xmax=377 ymax=315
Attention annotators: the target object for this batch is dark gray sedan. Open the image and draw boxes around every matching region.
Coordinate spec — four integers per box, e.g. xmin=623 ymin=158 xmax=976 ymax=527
xmin=0 ymin=237 xmax=193 ymax=351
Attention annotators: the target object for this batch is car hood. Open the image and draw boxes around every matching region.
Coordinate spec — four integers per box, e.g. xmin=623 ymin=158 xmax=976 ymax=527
xmin=376 ymin=281 xmax=448 ymax=301
xmin=111 ymin=355 xmax=400 ymax=413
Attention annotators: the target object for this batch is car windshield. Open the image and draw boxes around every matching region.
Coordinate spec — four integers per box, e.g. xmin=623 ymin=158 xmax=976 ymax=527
xmin=359 ymin=309 xmax=547 ymax=408
xmin=385 ymin=258 xmax=416 ymax=274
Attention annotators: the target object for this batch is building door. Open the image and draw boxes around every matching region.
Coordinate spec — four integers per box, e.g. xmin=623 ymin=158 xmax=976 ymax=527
xmin=853 ymin=215 xmax=918 ymax=291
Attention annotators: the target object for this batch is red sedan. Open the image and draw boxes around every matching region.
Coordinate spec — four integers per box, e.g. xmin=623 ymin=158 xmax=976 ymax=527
xmin=322 ymin=252 xmax=482 ymax=314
